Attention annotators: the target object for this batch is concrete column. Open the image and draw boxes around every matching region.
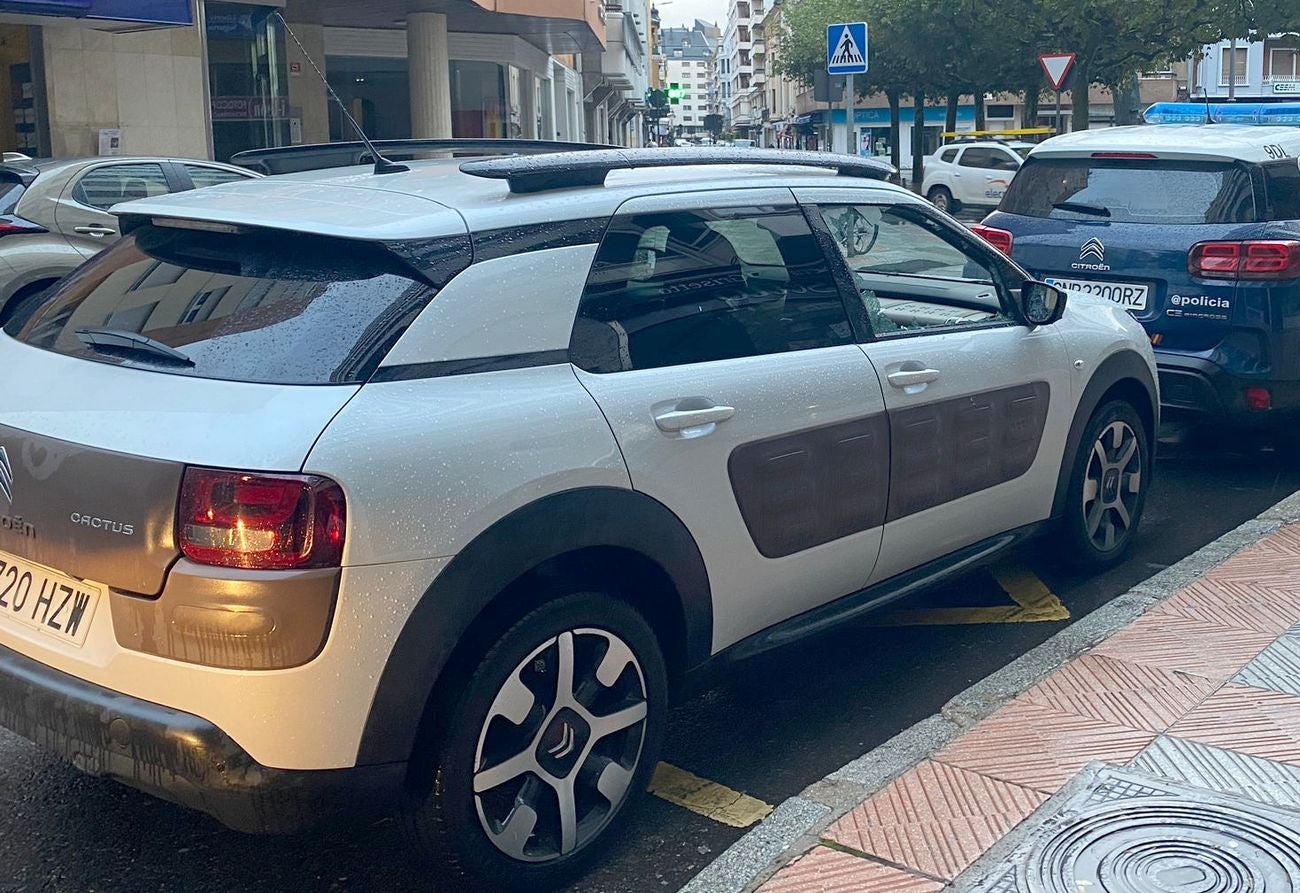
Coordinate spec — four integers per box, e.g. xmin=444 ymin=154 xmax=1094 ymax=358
xmin=408 ymin=12 xmax=453 ymax=138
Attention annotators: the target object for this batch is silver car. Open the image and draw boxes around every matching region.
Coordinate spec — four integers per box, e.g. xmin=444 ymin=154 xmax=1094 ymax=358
xmin=0 ymin=156 xmax=256 ymax=326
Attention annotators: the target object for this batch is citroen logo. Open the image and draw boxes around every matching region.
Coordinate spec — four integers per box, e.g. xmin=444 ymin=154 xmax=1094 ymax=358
xmin=0 ymin=446 xmax=12 ymax=505
xmin=547 ymin=722 xmax=577 ymax=760
xmin=1080 ymin=238 xmax=1105 ymax=263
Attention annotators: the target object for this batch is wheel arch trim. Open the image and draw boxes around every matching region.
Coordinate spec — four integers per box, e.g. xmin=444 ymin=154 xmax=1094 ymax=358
xmin=355 ymin=486 xmax=713 ymax=766
xmin=1052 ymin=349 xmax=1158 ymax=519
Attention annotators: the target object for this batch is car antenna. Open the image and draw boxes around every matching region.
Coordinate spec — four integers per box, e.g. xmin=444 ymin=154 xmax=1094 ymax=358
xmin=272 ymin=11 xmax=409 ymax=175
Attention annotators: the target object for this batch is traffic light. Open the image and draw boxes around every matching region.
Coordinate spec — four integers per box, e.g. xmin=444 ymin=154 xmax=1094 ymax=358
xmin=668 ymin=83 xmax=682 ymax=104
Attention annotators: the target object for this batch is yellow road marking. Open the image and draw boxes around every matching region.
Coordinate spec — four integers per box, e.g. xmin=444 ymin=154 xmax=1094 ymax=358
xmin=649 ymin=762 xmax=774 ymax=828
xmin=867 ymin=563 xmax=1070 ymax=627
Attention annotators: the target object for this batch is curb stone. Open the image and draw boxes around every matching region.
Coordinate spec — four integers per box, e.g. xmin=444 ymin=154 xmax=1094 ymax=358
xmin=676 ymin=498 xmax=1297 ymax=893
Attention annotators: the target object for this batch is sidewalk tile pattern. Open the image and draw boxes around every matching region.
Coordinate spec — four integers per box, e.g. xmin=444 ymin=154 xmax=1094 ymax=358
xmin=1131 ymin=735 xmax=1300 ymax=810
xmin=932 ymin=700 xmax=1154 ymax=793
xmin=756 ymin=846 xmax=943 ymax=893
xmin=1019 ymin=653 xmax=1215 ymax=731
xmin=1235 ymin=624 xmax=1300 ymax=698
xmin=756 ymin=522 xmax=1300 ymax=893
xmin=1167 ymin=683 xmax=1300 ymax=766
xmin=825 ymin=761 xmax=1047 ymax=880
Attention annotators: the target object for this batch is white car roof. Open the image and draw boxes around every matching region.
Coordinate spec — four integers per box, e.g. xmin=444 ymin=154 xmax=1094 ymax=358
xmin=1029 ymin=124 xmax=1300 ymax=164
xmin=116 ymin=157 xmax=921 ymax=241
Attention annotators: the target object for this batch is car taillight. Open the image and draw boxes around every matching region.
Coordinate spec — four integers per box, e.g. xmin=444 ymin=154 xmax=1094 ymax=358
xmin=0 ymin=215 xmax=44 ymax=237
xmin=179 ymin=468 xmax=346 ymax=569
xmin=1189 ymin=241 xmax=1300 ymax=280
xmin=971 ymin=224 xmax=1014 ymax=256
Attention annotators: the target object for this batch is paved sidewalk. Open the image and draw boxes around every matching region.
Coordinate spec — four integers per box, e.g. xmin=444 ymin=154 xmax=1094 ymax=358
xmin=698 ymin=506 xmax=1300 ymax=893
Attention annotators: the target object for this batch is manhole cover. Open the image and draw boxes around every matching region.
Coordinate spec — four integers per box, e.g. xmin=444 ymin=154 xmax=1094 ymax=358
xmin=967 ymin=769 xmax=1300 ymax=893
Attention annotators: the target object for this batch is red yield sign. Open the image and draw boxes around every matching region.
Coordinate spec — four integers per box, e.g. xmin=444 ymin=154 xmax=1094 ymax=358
xmin=1040 ymin=53 xmax=1076 ymax=91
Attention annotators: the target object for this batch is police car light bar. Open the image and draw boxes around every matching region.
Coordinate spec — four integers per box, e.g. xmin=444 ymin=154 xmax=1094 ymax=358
xmin=1144 ymin=102 xmax=1300 ymax=126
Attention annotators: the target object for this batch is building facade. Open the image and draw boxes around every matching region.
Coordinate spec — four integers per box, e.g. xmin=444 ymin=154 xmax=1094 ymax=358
xmin=658 ymin=19 xmax=714 ymax=137
xmin=0 ymin=0 xmax=655 ymax=163
xmin=720 ymin=0 xmax=758 ymax=134
xmin=1190 ymin=35 xmax=1300 ymax=100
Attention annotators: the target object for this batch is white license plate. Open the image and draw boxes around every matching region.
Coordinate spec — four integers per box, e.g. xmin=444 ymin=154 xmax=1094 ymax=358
xmin=1045 ymin=277 xmax=1149 ymax=311
xmin=0 ymin=549 xmax=101 ymax=647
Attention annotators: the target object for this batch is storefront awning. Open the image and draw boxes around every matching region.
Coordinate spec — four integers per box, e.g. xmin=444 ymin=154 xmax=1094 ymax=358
xmin=0 ymin=0 xmax=193 ymax=24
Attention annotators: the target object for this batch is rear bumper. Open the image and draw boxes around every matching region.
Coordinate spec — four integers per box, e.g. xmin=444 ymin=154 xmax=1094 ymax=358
xmin=1156 ymin=352 xmax=1300 ymax=422
xmin=0 ymin=641 xmax=407 ymax=833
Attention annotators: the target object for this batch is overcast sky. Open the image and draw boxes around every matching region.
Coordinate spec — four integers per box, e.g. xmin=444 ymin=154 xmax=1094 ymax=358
xmin=658 ymin=0 xmax=726 ymax=31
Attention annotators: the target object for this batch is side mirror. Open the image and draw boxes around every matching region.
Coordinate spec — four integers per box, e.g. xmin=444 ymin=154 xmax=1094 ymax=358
xmin=1019 ymin=280 xmax=1068 ymax=326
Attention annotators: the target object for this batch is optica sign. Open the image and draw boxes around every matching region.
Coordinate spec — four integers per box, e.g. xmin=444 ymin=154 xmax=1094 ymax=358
xmin=0 ymin=0 xmax=193 ymax=25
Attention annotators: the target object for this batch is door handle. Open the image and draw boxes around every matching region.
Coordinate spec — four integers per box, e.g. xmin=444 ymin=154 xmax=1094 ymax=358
xmin=654 ymin=404 xmax=735 ymax=433
xmin=887 ymin=368 xmax=941 ymax=388
xmin=74 ymin=225 xmax=116 ymax=237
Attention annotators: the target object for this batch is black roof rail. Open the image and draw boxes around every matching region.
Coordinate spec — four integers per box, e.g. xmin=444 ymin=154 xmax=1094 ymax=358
xmin=230 ymin=139 xmax=620 ymax=175
xmin=459 ymin=148 xmax=896 ymax=193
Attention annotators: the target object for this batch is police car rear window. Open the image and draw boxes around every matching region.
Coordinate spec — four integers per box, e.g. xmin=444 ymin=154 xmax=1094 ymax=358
xmin=1001 ymin=158 xmax=1256 ymax=225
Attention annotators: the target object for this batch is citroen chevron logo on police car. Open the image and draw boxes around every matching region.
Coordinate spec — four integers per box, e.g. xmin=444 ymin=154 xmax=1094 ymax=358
xmin=1080 ymin=238 xmax=1105 ymax=263
xmin=0 ymin=446 xmax=12 ymax=505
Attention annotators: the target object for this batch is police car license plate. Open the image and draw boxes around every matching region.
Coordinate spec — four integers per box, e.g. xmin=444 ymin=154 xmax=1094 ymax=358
xmin=0 ymin=549 xmax=101 ymax=647
xmin=1044 ymin=277 xmax=1149 ymax=312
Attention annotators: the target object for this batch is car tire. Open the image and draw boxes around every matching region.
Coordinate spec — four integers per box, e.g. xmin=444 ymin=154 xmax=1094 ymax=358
xmin=927 ymin=186 xmax=955 ymax=214
xmin=0 ymin=281 xmax=54 ymax=329
xmin=1063 ymin=399 xmax=1149 ymax=571
xmin=403 ymin=592 xmax=667 ymax=891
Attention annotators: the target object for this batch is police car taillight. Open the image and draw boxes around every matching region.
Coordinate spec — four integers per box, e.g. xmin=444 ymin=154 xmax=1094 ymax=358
xmin=971 ymin=224 xmax=1013 ymax=256
xmin=1189 ymin=241 xmax=1300 ymax=280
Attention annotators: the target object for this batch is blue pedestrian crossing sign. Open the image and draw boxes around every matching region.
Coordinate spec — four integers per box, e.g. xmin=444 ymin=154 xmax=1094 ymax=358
xmin=827 ymin=22 xmax=868 ymax=75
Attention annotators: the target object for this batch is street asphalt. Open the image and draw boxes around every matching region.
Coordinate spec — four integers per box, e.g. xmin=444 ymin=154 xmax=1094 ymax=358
xmin=3 ymin=429 xmax=1300 ymax=893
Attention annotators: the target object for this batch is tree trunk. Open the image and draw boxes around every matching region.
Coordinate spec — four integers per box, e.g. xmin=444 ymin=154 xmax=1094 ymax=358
xmin=1023 ymin=84 xmax=1039 ymax=130
xmin=888 ymin=89 xmax=902 ymax=180
xmin=911 ymin=89 xmax=925 ymax=192
xmin=974 ymin=91 xmax=987 ymax=131
xmin=1071 ymin=60 xmax=1090 ymax=131
xmin=946 ymin=91 xmax=959 ymax=134
xmin=1111 ymin=74 xmax=1141 ymax=126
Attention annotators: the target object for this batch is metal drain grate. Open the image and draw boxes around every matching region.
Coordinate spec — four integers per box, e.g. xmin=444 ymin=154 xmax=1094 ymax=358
xmin=967 ymin=768 xmax=1300 ymax=893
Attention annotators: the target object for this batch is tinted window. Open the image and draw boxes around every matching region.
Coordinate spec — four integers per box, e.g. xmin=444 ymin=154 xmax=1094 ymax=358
xmin=72 ymin=163 xmax=171 ymax=210
xmin=571 ymin=206 xmax=851 ymax=372
xmin=184 ymin=164 xmax=252 ymax=189
xmin=940 ymin=148 xmax=959 ymax=163
xmin=1001 ymin=158 xmax=1256 ymax=224
xmin=959 ymin=148 xmax=1001 ymax=169
xmin=820 ymin=203 xmax=1013 ymax=336
xmin=14 ymin=226 xmax=457 ymax=385
xmin=1264 ymin=160 xmax=1300 ymax=221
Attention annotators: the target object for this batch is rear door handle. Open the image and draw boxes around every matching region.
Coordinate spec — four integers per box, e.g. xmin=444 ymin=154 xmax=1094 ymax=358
xmin=887 ymin=368 xmax=941 ymax=388
xmin=74 ymin=225 xmax=116 ymax=237
xmin=654 ymin=404 xmax=735 ymax=433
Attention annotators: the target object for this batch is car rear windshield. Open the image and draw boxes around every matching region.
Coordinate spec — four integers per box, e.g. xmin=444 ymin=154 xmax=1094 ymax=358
xmin=1000 ymin=158 xmax=1256 ymax=224
xmin=11 ymin=225 xmax=445 ymax=385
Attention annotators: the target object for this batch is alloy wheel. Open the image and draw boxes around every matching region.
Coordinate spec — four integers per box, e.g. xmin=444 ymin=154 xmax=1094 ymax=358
xmin=473 ymin=628 xmax=649 ymax=863
xmin=1082 ymin=420 xmax=1142 ymax=552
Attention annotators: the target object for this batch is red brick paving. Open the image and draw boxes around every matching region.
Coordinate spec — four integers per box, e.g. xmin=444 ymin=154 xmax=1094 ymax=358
xmin=1167 ymin=683 xmax=1300 ymax=766
xmin=757 ymin=521 xmax=1300 ymax=892
xmin=1019 ymin=652 xmax=1216 ymax=732
xmin=933 ymin=699 xmax=1155 ymax=793
xmin=825 ymin=761 xmax=1046 ymax=880
xmin=756 ymin=846 xmax=943 ymax=893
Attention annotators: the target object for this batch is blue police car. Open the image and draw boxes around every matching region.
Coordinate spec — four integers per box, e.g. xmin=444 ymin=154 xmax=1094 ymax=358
xmin=976 ymin=103 xmax=1300 ymax=425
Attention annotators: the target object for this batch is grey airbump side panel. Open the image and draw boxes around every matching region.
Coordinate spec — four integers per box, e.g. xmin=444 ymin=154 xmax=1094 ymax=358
xmin=728 ymin=413 xmax=889 ymax=558
xmin=888 ymin=382 xmax=1050 ymax=521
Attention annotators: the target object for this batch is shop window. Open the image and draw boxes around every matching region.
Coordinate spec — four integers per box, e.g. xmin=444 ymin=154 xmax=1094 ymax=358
xmin=206 ymin=3 xmax=291 ymax=161
xmin=451 ymin=61 xmax=508 ymax=138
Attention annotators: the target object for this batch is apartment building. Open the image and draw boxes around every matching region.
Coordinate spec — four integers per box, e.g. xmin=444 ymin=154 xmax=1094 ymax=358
xmin=0 ymin=0 xmax=656 ymax=162
xmin=720 ymin=0 xmax=759 ymax=133
xmin=1190 ymin=35 xmax=1300 ymax=100
xmin=659 ymin=19 xmax=716 ymax=137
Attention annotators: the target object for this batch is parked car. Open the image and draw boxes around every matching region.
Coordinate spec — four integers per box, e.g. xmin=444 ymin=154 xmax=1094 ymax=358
xmin=0 ymin=146 xmax=1156 ymax=890
xmin=0 ymin=156 xmax=257 ymax=327
xmin=979 ymin=106 xmax=1300 ymax=426
xmin=921 ymin=139 xmax=1033 ymax=214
